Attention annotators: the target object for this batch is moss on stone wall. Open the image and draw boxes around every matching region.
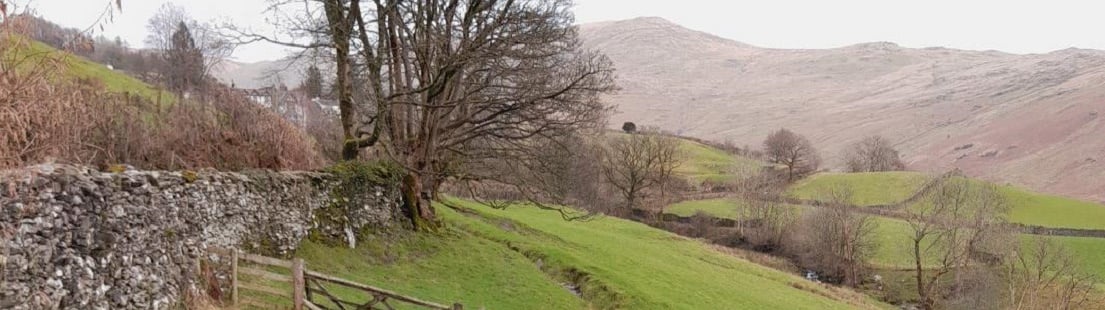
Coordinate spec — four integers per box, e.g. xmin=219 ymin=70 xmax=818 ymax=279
xmin=310 ymin=160 xmax=404 ymax=246
xmin=181 ymin=170 xmax=198 ymax=183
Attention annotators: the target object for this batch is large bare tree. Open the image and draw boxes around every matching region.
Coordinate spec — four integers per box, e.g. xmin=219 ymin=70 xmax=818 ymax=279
xmin=601 ymin=132 xmax=682 ymax=211
xmin=244 ymin=0 xmax=616 ymax=229
xmin=844 ymin=135 xmax=905 ymax=172
xmin=763 ymin=128 xmax=820 ymax=182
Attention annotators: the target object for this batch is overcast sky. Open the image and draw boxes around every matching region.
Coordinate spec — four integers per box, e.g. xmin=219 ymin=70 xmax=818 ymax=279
xmin=19 ymin=0 xmax=1105 ymax=62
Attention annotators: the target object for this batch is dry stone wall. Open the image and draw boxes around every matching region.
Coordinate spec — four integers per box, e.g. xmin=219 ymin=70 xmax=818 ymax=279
xmin=0 ymin=164 xmax=406 ymax=309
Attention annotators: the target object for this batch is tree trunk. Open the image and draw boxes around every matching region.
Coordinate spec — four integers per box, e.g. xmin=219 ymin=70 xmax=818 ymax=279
xmin=914 ymin=239 xmax=933 ymax=310
xmin=402 ymin=172 xmax=439 ymax=231
xmin=323 ymin=0 xmax=358 ymax=161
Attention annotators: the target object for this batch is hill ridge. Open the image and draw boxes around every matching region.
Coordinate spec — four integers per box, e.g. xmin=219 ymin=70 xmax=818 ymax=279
xmin=577 ymin=17 xmax=1105 ymax=202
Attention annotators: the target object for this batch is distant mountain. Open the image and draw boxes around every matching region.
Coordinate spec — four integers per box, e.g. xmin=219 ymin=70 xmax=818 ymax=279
xmin=580 ymin=17 xmax=1105 ymax=202
xmin=213 ymin=58 xmax=309 ymax=89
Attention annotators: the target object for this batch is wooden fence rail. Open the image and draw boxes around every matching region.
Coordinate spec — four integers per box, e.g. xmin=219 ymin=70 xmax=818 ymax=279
xmin=207 ymin=248 xmax=462 ymax=310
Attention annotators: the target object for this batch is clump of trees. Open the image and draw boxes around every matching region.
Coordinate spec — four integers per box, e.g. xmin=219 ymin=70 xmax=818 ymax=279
xmin=146 ymin=3 xmax=231 ymax=96
xmin=763 ymin=128 xmax=820 ymax=181
xmin=905 ymin=178 xmax=1012 ymax=310
xmin=844 ymin=135 xmax=905 ymax=172
xmin=789 ymin=186 xmax=877 ymax=287
xmin=601 ymin=131 xmax=683 ymax=211
xmin=722 ymin=165 xmax=792 ymax=251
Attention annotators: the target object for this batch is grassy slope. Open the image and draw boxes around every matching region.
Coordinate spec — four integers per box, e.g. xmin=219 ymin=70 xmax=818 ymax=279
xmin=606 ymin=132 xmax=760 ymax=184
xmin=867 ymin=217 xmax=946 ymax=269
xmin=296 ymin=223 xmax=583 ymax=309
xmin=664 ymin=198 xmax=934 ymax=270
xmin=675 ymin=139 xmax=760 ymax=183
xmin=6 ymin=37 xmax=170 ymax=103
xmin=666 ymin=198 xmax=739 ymax=217
xmin=1019 ymin=235 xmax=1105 ymax=281
xmin=447 ymin=200 xmax=876 ymax=309
xmin=297 ymin=200 xmax=883 ymax=309
xmin=787 ymin=172 xmax=928 ymax=206
xmin=1001 ymin=186 xmax=1105 ymax=230
xmin=787 ymin=172 xmax=1105 ymax=230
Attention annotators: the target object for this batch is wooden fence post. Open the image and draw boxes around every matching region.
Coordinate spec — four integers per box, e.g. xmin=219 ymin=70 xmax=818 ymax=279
xmin=231 ymin=250 xmax=239 ymax=305
xmin=293 ymin=258 xmax=306 ymax=310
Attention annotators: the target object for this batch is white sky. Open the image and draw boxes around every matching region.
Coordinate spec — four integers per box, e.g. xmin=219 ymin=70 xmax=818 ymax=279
xmin=18 ymin=0 xmax=1105 ymax=62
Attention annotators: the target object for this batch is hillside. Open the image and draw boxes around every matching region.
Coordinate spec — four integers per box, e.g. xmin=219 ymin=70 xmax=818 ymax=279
xmin=5 ymin=37 xmax=170 ymax=103
xmin=577 ymin=17 xmax=1105 ymax=202
xmin=789 ymin=172 xmax=1105 ymax=230
xmin=665 ymin=163 xmax=1105 ymax=288
xmin=288 ymin=200 xmax=885 ymax=309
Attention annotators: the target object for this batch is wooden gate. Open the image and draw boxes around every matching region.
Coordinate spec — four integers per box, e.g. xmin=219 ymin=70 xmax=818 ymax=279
xmin=207 ymin=248 xmax=462 ymax=310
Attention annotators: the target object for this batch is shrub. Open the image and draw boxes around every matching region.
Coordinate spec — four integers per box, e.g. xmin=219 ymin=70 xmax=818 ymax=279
xmin=0 ymin=33 xmax=325 ymax=171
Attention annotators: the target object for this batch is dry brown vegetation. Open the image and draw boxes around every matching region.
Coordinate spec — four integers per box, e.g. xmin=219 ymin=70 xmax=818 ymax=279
xmin=0 ymin=32 xmax=323 ymax=171
xmin=790 ymin=186 xmax=878 ymax=287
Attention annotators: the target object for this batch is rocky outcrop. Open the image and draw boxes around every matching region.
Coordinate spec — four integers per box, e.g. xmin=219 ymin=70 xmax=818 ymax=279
xmin=0 ymin=164 xmax=405 ymax=309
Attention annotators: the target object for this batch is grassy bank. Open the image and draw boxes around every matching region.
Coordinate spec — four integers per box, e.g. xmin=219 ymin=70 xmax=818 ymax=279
xmin=292 ymin=199 xmax=886 ymax=309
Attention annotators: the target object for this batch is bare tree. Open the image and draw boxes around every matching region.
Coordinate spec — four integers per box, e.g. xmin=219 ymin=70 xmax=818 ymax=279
xmin=736 ymin=197 xmax=796 ymax=252
xmin=516 ymin=134 xmax=614 ymax=213
xmin=942 ymin=265 xmax=1005 ymax=310
xmin=242 ymin=0 xmax=616 ymax=229
xmin=763 ymin=128 xmax=820 ymax=182
xmin=1004 ymin=237 xmax=1100 ymax=310
xmin=791 ymin=185 xmax=878 ymax=287
xmin=727 ymin=171 xmax=794 ymax=251
xmin=602 ymin=132 xmax=683 ymax=211
xmin=146 ymin=3 xmax=232 ymax=89
xmin=844 ymin=135 xmax=905 ymax=172
xmin=905 ymin=177 xmax=1011 ymax=310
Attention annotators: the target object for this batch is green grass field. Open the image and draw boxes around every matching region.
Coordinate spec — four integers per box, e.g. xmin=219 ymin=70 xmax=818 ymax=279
xmin=1000 ymin=186 xmax=1105 ymax=230
xmin=296 ymin=225 xmax=583 ymax=309
xmin=4 ymin=37 xmax=171 ymax=104
xmin=788 ymin=172 xmax=1105 ymax=230
xmin=787 ymin=172 xmax=928 ymax=206
xmin=664 ymin=198 xmax=934 ymax=270
xmin=296 ymin=199 xmax=886 ymax=309
xmin=666 ymin=198 xmax=740 ymax=218
xmin=1019 ymin=235 xmax=1105 ymax=281
xmin=674 ymin=139 xmax=761 ymax=183
xmin=605 ymin=132 xmax=760 ymax=184
xmin=867 ymin=217 xmax=949 ymax=269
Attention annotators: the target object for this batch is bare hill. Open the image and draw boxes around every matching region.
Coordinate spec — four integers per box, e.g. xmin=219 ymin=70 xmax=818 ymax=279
xmin=580 ymin=17 xmax=1105 ymax=202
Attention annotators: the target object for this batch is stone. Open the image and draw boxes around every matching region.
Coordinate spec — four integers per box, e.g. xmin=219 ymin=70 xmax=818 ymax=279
xmin=0 ymin=163 xmax=404 ymax=309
